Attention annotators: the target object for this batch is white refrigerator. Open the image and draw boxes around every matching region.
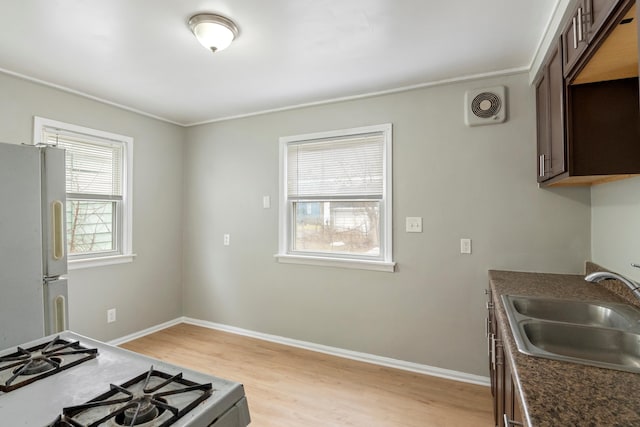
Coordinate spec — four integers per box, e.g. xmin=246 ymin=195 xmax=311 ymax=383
xmin=0 ymin=142 xmax=68 ymax=349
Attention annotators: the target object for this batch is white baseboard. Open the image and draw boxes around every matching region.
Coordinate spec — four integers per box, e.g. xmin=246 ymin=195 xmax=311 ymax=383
xmin=110 ymin=317 xmax=489 ymax=386
xmin=183 ymin=317 xmax=490 ymax=387
xmin=108 ymin=317 xmax=185 ymax=346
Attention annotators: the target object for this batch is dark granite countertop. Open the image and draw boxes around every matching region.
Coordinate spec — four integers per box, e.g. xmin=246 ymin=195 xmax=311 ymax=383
xmin=489 ymin=269 xmax=640 ymax=427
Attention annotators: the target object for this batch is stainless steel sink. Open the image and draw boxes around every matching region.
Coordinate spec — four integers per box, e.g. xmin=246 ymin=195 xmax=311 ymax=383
xmin=506 ymin=295 xmax=640 ymax=329
xmin=521 ymin=321 xmax=640 ymax=370
xmin=502 ymin=295 xmax=640 ymax=373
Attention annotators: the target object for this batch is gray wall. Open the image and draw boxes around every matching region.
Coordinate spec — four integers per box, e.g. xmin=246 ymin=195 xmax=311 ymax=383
xmin=8 ymin=65 xmax=628 ymax=377
xmin=591 ymin=177 xmax=640 ymax=282
xmin=183 ymin=72 xmax=591 ymax=376
xmin=0 ymin=72 xmax=185 ymax=342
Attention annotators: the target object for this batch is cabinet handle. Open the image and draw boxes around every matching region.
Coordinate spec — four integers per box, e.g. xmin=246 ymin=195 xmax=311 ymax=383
xmin=504 ymin=414 xmax=524 ymax=426
xmin=486 ymin=317 xmax=491 ymax=338
xmin=577 ymin=7 xmax=584 ymax=42
xmin=490 ymin=334 xmax=496 ymax=369
xmin=572 ymin=17 xmax=578 ymax=49
xmin=487 ymin=323 xmax=491 ymax=355
xmin=539 ymin=154 xmax=546 ymax=177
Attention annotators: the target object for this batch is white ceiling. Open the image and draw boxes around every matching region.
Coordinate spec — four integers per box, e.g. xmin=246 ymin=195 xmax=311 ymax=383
xmin=0 ymin=0 xmax=558 ymax=126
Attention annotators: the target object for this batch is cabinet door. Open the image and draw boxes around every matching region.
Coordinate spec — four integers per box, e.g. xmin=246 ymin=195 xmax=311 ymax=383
xmin=547 ymin=43 xmax=566 ymax=178
xmin=535 ymin=73 xmax=550 ymax=182
xmin=587 ymin=0 xmax=622 ymax=41
xmin=486 ymin=294 xmax=499 ymax=426
xmin=512 ymin=385 xmax=525 ymax=425
xmin=495 ymin=327 xmax=506 ymax=427
xmin=563 ymin=0 xmax=588 ymax=75
xmin=536 ymin=41 xmax=566 ymax=182
xmin=503 ymin=358 xmax=525 ymax=426
xmin=487 ymin=298 xmax=496 ymax=397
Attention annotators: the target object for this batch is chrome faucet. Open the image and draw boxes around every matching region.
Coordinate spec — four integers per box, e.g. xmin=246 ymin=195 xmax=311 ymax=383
xmin=585 ymin=270 xmax=640 ymax=301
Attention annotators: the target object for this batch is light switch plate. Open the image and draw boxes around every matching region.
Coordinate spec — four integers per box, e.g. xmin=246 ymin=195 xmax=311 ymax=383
xmin=263 ymin=196 xmax=271 ymax=209
xmin=460 ymin=238 xmax=472 ymax=254
xmin=406 ymin=217 xmax=422 ymax=233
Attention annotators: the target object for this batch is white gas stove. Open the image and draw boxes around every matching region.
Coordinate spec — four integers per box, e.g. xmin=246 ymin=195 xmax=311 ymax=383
xmin=0 ymin=331 xmax=250 ymax=426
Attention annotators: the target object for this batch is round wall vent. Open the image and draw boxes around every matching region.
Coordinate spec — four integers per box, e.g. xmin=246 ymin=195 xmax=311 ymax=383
xmin=464 ymin=86 xmax=507 ymax=126
xmin=471 ymin=92 xmax=502 ymax=118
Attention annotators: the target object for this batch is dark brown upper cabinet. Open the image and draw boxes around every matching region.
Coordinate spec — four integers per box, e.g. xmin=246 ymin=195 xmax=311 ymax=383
xmin=536 ymin=0 xmax=640 ymax=186
xmin=536 ymin=41 xmax=566 ymax=182
xmin=563 ymin=0 xmax=590 ymax=74
xmin=563 ymin=0 xmax=621 ymax=77
xmin=591 ymin=0 xmax=625 ymax=37
xmin=572 ymin=0 xmax=637 ymax=84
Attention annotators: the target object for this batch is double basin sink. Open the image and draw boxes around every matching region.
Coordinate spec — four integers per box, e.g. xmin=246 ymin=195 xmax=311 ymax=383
xmin=502 ymin=295 xmax=640 ymax=372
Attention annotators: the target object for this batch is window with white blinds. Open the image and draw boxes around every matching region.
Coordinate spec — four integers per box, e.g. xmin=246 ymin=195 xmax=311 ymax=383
xmin=46 ymin=132 xmax=124 ymax=199
xmin=34 ymin=117 xmax=133 ymax=266
xmin=277 ymin=124 xmax=394 ymax=272
xmin=287 ymin=134 xmax=384 ymax=199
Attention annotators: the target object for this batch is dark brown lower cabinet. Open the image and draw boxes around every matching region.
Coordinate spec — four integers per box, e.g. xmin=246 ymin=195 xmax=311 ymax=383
xmin=503 ymin=352 xmax=525 ymax=426
xmin=486 ymin=290 xmax=500 ymax=426
xmin=486 ymin=290 xmax=525 ymax=427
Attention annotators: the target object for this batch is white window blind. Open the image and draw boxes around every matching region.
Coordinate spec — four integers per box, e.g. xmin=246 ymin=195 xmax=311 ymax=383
xmin=287 ymin=134 xmax=384 ymax=199
xmin=43 ymin=129 xmax=124 ymax=200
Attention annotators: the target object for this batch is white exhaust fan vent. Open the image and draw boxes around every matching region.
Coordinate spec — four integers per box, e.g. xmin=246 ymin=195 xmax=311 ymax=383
xmin=464 ymin=86 xmax=507 ymax=126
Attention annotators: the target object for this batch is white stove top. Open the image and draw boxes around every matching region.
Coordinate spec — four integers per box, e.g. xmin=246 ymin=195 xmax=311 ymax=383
xmin=0 ymin=331 xmax=250 ymax=426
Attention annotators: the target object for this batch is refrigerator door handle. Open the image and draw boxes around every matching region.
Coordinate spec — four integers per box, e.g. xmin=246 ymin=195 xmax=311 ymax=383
xmin=44 ymin=277 xmax=69 ymax=335
xmin=54 ymin=295 xmax=67 ymax=332
xmin=52 ymin=200 xmax=65 ymax=260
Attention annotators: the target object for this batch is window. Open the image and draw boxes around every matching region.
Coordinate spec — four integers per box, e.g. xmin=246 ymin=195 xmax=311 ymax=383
xmin=277 ymin=124 xmax=394 ymax=272
xmin=34 ymin=117 xmax=134 ymax=268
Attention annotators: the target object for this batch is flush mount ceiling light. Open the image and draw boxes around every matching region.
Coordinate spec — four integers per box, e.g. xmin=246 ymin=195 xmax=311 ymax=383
xmin=188 ymin=13 xmax=238 ymax=53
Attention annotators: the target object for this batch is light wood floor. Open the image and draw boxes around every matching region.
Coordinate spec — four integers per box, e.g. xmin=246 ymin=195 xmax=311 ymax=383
xmin=120 ymin=324 xmax=492 ymax=427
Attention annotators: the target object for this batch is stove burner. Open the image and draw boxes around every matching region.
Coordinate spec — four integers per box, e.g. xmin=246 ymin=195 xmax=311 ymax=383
xmin=58 ymin=366 xmax=213 ymax=427
xmin=13 ymin=356 xmax=62 ymax=376
xmin=118 ymin=396 xmax=165 ymax=425
xmin=0 ymin=337 xmax=98 ymax=392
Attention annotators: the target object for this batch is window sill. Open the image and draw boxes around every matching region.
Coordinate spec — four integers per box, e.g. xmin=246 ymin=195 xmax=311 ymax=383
xmin=275 ymin=253 xmax=395 ymax=272
xmin=68 ymin=253 xmax=136 ymax=270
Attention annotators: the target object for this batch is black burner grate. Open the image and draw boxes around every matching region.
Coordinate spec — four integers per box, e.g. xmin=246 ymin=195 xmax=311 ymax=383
xmin=0 ymin=337 xmax=98 ymax=392
xmin=50 ymin=366 xmax=213 ymax=427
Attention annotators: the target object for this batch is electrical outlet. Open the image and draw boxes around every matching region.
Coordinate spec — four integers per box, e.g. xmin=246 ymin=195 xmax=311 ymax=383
xmin=107 ymin=308 xmax=116 ymax=323
xmin=460 ymin=238 xmax=472 ymax=254
xmin=223 ymin=234 xmax=230 ymax=246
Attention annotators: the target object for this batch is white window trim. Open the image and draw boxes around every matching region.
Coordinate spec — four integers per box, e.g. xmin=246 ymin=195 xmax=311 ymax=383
xmin=275 ymin=123 xmax=395 ymax=272
xmin=68 ymin=254 xmax=136 ymax=270
xmin=33 ymin=116 xmax=135 ymax=269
